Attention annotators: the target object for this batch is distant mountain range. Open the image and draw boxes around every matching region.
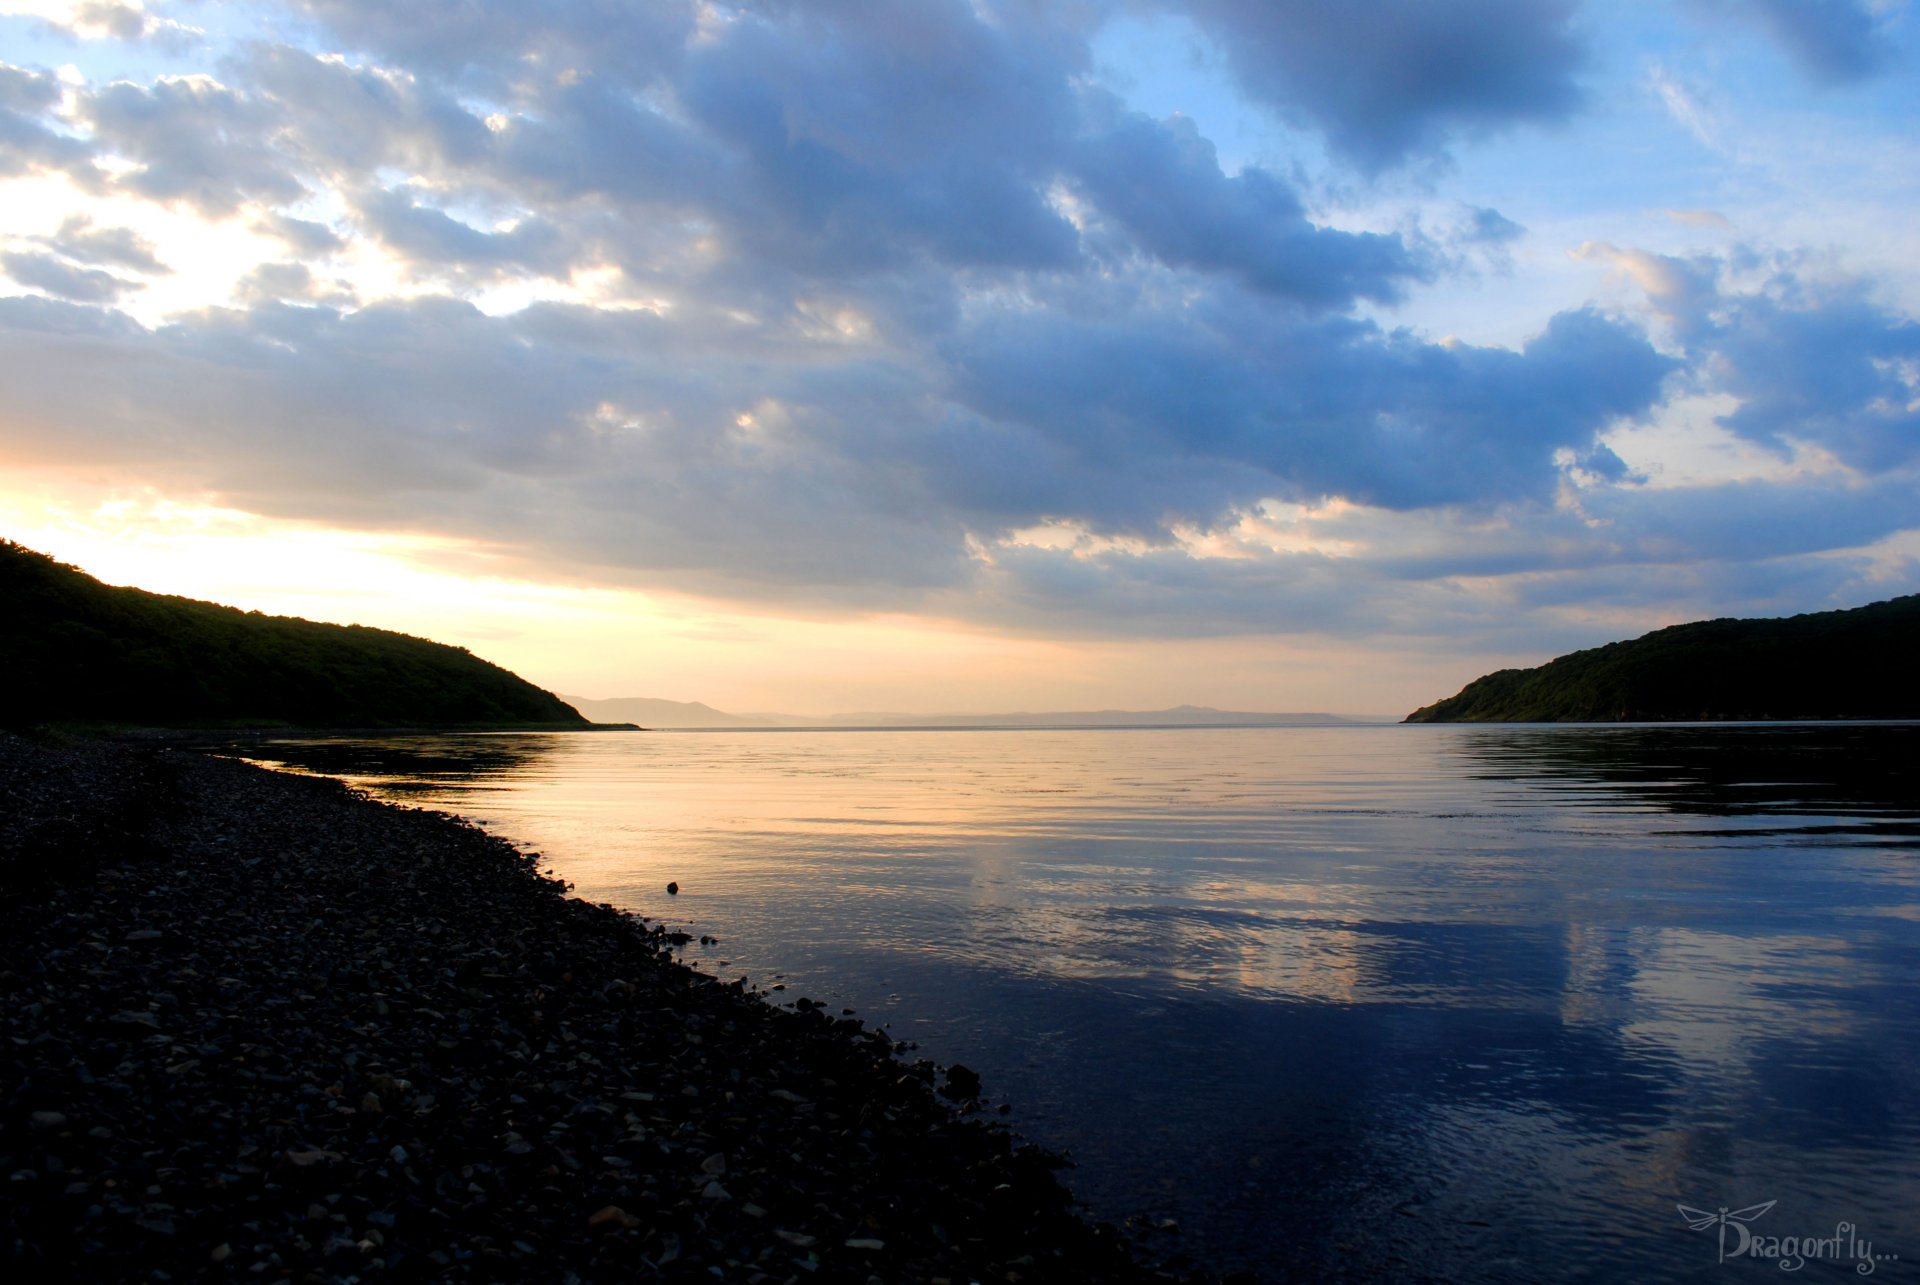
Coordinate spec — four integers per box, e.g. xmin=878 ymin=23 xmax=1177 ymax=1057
xmin=1405 ymin=595 xmax=1920 ymax=722
xmin=564 ymin=696 xmax=1377 ymax=729
xmin=559 ymin=696 xmax=770 ymax=728
xmin=2 ymin=539 xmax=605 ymax=731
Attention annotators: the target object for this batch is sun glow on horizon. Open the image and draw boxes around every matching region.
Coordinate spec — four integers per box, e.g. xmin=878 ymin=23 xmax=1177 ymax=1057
xmin=0 ymin=478 xmax=1453 ymax=718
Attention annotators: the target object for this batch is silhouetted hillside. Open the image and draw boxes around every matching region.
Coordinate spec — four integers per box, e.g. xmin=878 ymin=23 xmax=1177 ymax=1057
xmin=2 ymin=540 xmax=592 ymax=730
xmin=1406 ymin=597 xmax=1920 ymax=722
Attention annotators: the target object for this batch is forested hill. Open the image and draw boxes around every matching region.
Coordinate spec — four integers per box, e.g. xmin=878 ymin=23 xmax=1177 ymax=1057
xmin=1 ymin=540 xmax=594 ymax=730
xmin=1405 ymin=596 xmax=1920 ymax=723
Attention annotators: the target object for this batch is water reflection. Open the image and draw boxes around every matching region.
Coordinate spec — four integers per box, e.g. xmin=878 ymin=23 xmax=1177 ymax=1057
xmin=219 ymin=726 xmax=1920 ymax=1281
xmin=1456 ymin=722 xmax=1920 ymax=834
xmin=212 ymin=732 xmax=568 ymax=794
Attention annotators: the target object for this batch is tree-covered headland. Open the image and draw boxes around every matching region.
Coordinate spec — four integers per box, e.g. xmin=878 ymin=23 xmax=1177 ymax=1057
xmin=2 ymin=539 xmax=598 ymax=730
xmin=1405 ymin=596 xmax=1920 ymax=722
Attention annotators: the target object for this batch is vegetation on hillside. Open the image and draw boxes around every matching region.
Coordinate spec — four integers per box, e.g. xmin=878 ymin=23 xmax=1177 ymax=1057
xmin=2 ymin=539 xmax=592 ymax=730
xmin=1405 ymin=596 xmax=1920 ymax=722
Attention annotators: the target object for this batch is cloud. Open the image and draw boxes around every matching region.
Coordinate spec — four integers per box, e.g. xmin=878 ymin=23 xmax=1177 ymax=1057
xmin=16 ymin=1 xmax=199 ymax=48
xmin=1583 ymin=473 xmax=1920 ymax=564
xmin=0 ymin=62 xmax=96 ymax=178
xmin=2 ymin=0 xmax=1917 ymax=662
xmin=963 ymin=473 xmax=1919 ymax=641
xmin=287 ymin=0 xmax=696 ymax=89
xmin=1644 ymin=61 xmax=1723 ymax=151
xmin=232 ymin=261 xmax=355 ymax=307
xmin=1690 ymin=0 xmax=1897 ymax=85
xmin=231 ymin=43 xmax=493 ymax=180
xmin=42 ymin=214 xmax=169 ymax=273
xmin=1465 ymin=207 xmax=1525 ymax=245
xmin=71 ymin=1 xmax=144 ymax=41
xmin=81 ymin=75 xmax=302 ymax=214
xmin=1707 ymin=281 xmax=1920 ymax=471
xmin=0 ymin=256 xmax=1674 ymax=613
xmin=1663 ymin=209 xmax=1732 ymax=229
xmin=351 ymin=187 xmax=572 ymax=280
xmin=1572 ymin=241 xmax=1719 ymax=323
xmin=1591 ymin=244 xmax=1920 ymax=473
xmin=254 ymin=212 xmax=345 ymax=256
xmin=1174 ymin=0 xmax=1588 ymax=169
xmin=1069 ymin=105 xmax=1426 ymax=305
xmin=941 ymin=297 xmax=1674 ymax=522
xmin=1 ymin=248 xmax=133 ymax=301
xmin=0 ymin=292 xmax=976 ymax=597
xmin=672 ymin=1 xmax=1083 ymax=276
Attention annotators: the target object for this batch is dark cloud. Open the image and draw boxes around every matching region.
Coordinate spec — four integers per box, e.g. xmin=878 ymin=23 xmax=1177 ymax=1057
xmin=1708 ymin=285 xmax=1920 ymax=472
xmin=1465 ymin=207 xmax=1524 ymax=245
xmin=1690 ymin=0 xmax=1895 ymax=85
xmin=0 ymin=293 xmax=971 ymax=597
xmin=44 ymin=216 xmax=170 ymax=274
xmin=973 ymin=539 xmax=1406 ymax=638
xmin=233 ymin=43 xmax=494 ymax=179
xmin=1585 ymin=474 xmax=1920 ymax=565
xmin=288 ymin=0 xmax=696 ymax=91
xmin=1176 ymin=0 xmax=1587 ymax=169
xmin=941 ymin=298 xmax=1674 ymax=527
xmin=1625 ymin=250 xmax=1920 ymax=473
xmin=352 ymin=188 xmax=572 ymax=278
xmin=1070 ymin=105 xmax=1425 ymax=305
xmin=0 ymin=63 xmax=96 ymax=179
xmin=255 ymin=213 xmax=346 ymax=256
xmin=491 ymin=76 xmax=725 ymax=210
xmin=0 ymin=63 xmax=61 ymax=115
xmin=82 ymin=76 xmax=302 ymax=214
xmin=233 ymin=261 xmax=355 ymax=307
xmin=1 ymin=250 xmax=134 ymax=303
xmin=675 ymin=1 xmax=1082 ymax=275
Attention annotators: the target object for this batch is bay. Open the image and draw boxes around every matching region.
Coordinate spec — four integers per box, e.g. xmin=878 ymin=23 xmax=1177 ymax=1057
xmin=225 ymin=723 xmax=1920 ymax=1281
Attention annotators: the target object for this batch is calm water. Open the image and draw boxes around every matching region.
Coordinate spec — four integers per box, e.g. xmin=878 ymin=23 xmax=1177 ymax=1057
xmin=224 ymin=724 xmax=1920 ymax=1281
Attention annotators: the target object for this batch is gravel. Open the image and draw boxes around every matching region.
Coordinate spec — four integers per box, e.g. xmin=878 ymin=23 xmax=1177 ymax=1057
xmin=1 ymin=732 xmax=1224 ymax=1283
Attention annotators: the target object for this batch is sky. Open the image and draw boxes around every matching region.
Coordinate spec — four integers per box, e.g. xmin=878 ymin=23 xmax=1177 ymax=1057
xmin=1 ymin=0 xmax=1917 ymax=717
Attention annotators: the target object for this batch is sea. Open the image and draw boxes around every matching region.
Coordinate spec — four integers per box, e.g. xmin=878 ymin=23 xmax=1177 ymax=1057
xmin=223 ymin=722 xmax=1920 ymax=1282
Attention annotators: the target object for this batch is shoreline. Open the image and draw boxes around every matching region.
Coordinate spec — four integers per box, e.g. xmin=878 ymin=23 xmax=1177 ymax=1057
xmin=1 ymin=733 xmax=1217 ymax=1283
xmin=93 ymin=723 xmax=644 ymax=740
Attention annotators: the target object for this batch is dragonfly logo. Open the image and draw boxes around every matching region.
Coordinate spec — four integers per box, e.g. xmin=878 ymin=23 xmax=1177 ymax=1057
xmin=1678 ymin=1200 xmax=1898 ymax=1273
xmin=1678 ymin=1201 xmax=1776 ymax=1263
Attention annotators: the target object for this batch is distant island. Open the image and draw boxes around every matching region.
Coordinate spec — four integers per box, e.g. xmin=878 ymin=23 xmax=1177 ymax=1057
xmin=564 ymin=696 xmax=1375 ymax=729
xmin=1405 ymin=596 xmax=1920 ymax=722
xmin=1 ymin=539 xmax=608 ymax=731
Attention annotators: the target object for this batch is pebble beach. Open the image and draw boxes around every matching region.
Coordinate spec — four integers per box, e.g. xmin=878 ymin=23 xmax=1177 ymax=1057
xmin=1 ymin=733 xmax=1216 ymax=1284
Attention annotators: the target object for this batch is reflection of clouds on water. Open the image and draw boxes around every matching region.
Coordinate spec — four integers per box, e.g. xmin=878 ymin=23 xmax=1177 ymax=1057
xmin=1626 ymin=928 xmax=1863 ymax=1063
xmin=221 ymin=725 xmax=1920 ymax=1281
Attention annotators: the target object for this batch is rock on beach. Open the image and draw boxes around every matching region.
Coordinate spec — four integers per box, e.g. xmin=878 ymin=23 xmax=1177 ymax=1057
xmin=1 ymin=732 xmax=1204 ymax=1283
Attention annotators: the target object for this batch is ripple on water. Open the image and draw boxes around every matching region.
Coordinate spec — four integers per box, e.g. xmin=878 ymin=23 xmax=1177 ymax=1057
xmin=221 ymin=724 xmax=1920 ymax=1281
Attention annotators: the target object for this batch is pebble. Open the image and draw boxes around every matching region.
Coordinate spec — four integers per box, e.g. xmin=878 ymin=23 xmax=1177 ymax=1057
xmin=587 ymin=1205 xmax=640 ymax=1230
